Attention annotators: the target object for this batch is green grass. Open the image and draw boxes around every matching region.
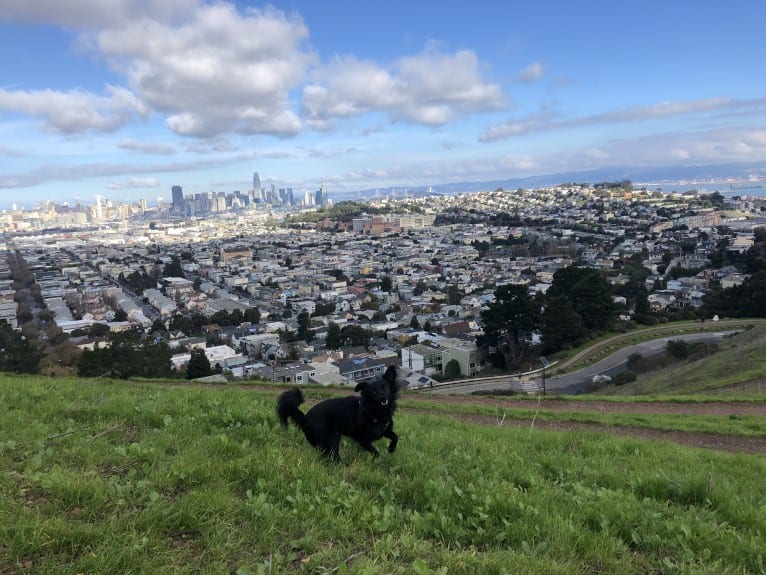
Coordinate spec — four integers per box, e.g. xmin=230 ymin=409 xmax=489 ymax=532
xmin=3 ymin=375 xmax=766 ymax=574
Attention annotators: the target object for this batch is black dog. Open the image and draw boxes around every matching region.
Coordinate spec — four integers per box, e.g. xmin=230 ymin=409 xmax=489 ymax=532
xmin=276 ymin=365 xmax=399 ymax=461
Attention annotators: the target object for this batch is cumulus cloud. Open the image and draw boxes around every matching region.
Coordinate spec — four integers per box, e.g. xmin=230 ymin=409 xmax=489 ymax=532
xmin=0 ymin=85 xmax=148 ymax=133
xmin=480 ymin=96 xmax=766 ymax=142
xmin=303 ymin=48 xmax=505 ymax=127
xmin=3 ymin=2 xmax=506 ymax=141
xmin=516 ymin=61 xmax=545 ymax=83
xmin=96 ymin=3 xmax=312 ymax=137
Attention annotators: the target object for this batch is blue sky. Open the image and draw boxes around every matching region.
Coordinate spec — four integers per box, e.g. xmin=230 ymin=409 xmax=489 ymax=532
xmin=1 ymin=0 xmax=765 ymax=207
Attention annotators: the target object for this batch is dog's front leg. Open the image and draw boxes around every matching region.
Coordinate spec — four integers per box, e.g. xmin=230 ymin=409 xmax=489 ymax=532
xmin=384 ymin=429 xmax=398 ymax=453
xmin=358 ymin=441 xmax=380 ymax=457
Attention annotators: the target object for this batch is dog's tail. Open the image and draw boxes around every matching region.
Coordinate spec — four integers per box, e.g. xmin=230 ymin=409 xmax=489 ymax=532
xmin=276 ymin=388 xmax=307 ymax=430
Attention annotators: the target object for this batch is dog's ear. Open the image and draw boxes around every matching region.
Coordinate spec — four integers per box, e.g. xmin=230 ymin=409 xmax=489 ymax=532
xmin=383 ymin=365 xmax=397 ymax=392
xmin=354 ymin=381 xmax=367 ymax=393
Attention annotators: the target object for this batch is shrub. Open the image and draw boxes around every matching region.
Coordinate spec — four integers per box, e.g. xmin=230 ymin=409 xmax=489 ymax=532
xmin=613 ymin=370 xmax=637 ymax=386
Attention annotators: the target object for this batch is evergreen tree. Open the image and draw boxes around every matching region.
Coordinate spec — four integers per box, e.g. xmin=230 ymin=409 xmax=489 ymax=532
xmin=243 ymin=306 xmax=261 ymax=324
xmin=0 ymin=322 xmax=44 ymax=374
xmin=540 ymin=295 xmax=584 ymax=354
xmin=547 ymin=266 xmax=614 ymax=333
xmin=297 ymin=310 xmax=312 ymax=342
xmin=163 ymin=256 xmax=184 ymax=278
xmin=186 ymin=348 xmax=213 ymax=380
xmin=326 ymin=322 xmax=342 ymax=350
xmin=477 ymin=284 xmax=540 ymax=370
xmin=443 ymin=359 xmax=461 ymax=378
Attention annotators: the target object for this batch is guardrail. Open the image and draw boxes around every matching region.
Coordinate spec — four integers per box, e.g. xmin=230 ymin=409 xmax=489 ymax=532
xmin=421 ymin=360 xmax=559 ymax=394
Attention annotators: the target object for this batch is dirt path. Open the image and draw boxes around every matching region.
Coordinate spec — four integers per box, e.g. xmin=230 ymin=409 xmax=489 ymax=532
xmin=408 ymin=395 xmax=766 ymax=417
xmin=408 ymin=409 xmax=766 ymax=455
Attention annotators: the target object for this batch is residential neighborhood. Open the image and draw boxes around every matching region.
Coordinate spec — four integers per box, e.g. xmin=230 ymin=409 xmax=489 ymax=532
xmin=2 ymin=183 xmax=765 ymax=386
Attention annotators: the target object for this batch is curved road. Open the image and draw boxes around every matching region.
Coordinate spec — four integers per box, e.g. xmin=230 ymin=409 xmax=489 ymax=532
xmin=426 ymin=331 xmax=738 ymax=396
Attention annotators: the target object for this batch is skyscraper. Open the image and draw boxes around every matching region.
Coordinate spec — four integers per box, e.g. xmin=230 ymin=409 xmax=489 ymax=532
xmin=253 ymin=172 xmax=261 ymax=200
xmin=171 ymin=185 xmax=184 ymax=214
xmin=316 ymin=183 xmax=328 ymax=206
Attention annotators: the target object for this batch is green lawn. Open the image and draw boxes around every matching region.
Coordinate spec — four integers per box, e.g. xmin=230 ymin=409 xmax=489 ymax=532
xmin=2 ymin=375 xmax=766 ymax=574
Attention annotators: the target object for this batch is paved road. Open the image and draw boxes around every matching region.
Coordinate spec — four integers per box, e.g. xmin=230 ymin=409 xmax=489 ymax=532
xmin=425 ymin=331 xmax=738 ymax=396
xmin=545 ymin=331 xmax=737 ymax=394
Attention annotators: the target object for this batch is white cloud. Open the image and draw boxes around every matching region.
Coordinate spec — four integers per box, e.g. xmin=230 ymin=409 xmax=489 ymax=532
xmin=106 ymin=177 xmax=161 ymax=190
xmin=97 ymin=3 xmax=313 ymax=137
xmin=480 ymin=96 xmax=766 ymax=142
xmin=303 ymin=48 xmax=505 ymax=127
xmin=118 ymin=139 xmax=176 ymax=155
xmin=0 ymin=85 xmax=148 ymax=133
xmin=516 ymin=61 xmax=545 ymax=83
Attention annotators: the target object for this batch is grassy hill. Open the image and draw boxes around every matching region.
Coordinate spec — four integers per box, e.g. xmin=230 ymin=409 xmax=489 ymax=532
xmin=2 ymin=375 xmax=766 ymax=574
xmin=603 ymin=323 xmax=766 ymax=395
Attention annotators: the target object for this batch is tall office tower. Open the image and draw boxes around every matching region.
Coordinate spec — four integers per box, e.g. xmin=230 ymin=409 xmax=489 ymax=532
xmin=314 ymin=183 xmax=329 ymax=206
xmin=171 ymin=185 xmax=184 ymax=214
xmin=139 ymin=198 xmax=147 ymax=212
xmin=253 ymin=172 xmax=261 ymax=198
xmin=286 ymin=187 xmax=294 ymax=205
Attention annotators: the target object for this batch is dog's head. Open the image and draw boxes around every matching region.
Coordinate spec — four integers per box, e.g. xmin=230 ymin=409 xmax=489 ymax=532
xmin=355 ymin=365 xmax=398 ymax=411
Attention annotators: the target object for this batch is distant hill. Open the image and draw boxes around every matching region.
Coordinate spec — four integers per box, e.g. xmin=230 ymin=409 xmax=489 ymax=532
xmin=332 ymin=161 xmax=766 ymax=202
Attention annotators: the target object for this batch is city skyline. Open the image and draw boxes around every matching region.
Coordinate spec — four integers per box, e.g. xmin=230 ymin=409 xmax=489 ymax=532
xmin=1 ymin=1 xmax=765 ymax=207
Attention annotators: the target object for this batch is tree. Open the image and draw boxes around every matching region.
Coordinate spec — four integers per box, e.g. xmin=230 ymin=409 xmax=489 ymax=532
xmin=326 ymin=322 xmax=342 ymax=350
xmin=77 ymin=330 xmax=174 ymax=379
xmin=186 ymin=348 xmax=213 ymax=379
xmin=443 ymin=359 xmax=461 ymax=379
xmin=243 ymin=306 xmax=261 ymax=324
xmin=313 ymin=300 xmax=336 ymax=317
xmin=547 ymin=266 xmax=614 ymax=333
xmin=540 ymin=294 xmax=584 ymax=354
xmin=633 ymin=287 xmax=652 ymax=324
xmin=163 ymin=256 xmax=184 ymax=278
xmin=380 ymin=276 xmax=393 ymax=293
xmin=151 ymin=319 xmax=166 ymax=334
xmin=0 ymin=322 xmax=44 ymax=374
xmin=297 ymin=310 xmax=313 ymax=342
xmin=341 ymin=325 xmax=373 ymax=348
xmin=447 ymin=284 xmax=463 ymax=305
xmin=477 ymin=284 xmax=540 ymax=371
xmin=410 ymin=316 xmax=421 ymax=330
xmin=113 ymin=309 xmax=128 ymax=322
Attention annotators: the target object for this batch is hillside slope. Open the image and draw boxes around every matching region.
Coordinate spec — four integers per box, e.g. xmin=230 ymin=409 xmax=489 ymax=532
xmin=604 ymin=323 xmax=766 ymax=395
xmin=2 ymin=376 xmax=766 ymax=574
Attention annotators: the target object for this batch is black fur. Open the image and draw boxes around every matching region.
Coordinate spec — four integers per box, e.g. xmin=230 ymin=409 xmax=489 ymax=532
xmin=276 ymin=365 xmax=399 ymax=461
